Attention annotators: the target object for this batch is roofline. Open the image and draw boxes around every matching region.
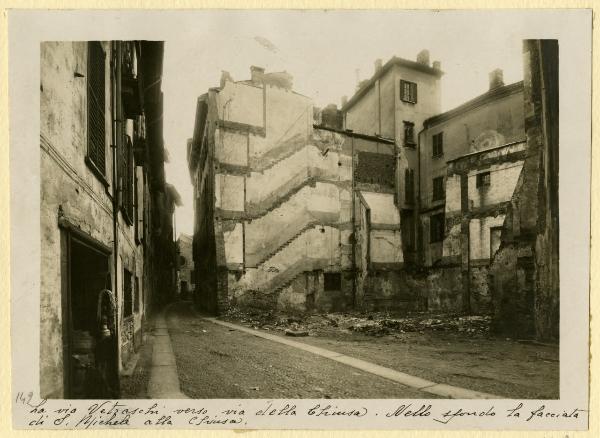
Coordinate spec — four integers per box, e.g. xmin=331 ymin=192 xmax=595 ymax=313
xmin=314 ymin=124 xmax=395 ymax=145
xmin=424 ymin=81 xmax=524 ymax=128
xmin=342 ymin=56 xmax=444 ymax=113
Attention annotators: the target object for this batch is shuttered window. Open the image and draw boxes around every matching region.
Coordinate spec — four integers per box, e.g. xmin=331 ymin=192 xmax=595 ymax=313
xmin=430 ymin=213 xmax=445 ymax=243
xmin=87 ymin=42 xmax=106 ymax=176
xmin=400 ymin=80 xmax=417 ymax=104
xmin=432 ymin=176 xmax=445 ymax=201
xmin=432 ymin=132 xmax=444 ymax=157
xmin=120 ymin=134 xmax=135 ymax=224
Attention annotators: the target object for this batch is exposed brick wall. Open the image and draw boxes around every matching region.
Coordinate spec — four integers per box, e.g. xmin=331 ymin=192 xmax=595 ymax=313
xmin=355 ymin=152 xmax=395 ymax=189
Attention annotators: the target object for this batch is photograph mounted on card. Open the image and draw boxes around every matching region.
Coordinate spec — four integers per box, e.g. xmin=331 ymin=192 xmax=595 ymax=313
xmin=8 ymin=8 xmax=591 ymax=431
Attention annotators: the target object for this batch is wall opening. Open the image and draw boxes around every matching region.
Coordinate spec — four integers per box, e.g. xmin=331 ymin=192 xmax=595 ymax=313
xmin=62 ymin=232 xmax=118 ymax=399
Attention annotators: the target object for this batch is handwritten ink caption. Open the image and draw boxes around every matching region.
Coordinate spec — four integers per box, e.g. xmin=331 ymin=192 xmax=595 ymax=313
xmin=15 ymin=393 xmax=588 ymax=429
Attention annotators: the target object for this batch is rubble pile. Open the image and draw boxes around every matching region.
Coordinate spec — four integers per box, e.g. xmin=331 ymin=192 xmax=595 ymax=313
xmin=221 ymin=307 xmax=492 ymax=338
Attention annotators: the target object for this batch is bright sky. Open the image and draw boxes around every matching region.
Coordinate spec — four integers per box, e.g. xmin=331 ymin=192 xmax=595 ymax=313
xmin=162 ymin=10 xmax=524 ymax=237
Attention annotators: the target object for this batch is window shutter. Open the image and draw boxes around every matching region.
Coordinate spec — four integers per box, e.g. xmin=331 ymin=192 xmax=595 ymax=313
xmin=87 ymin=42 xmax=106 ymax=175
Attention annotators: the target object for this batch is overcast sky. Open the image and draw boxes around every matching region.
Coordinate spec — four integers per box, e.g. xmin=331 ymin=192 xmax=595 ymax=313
xmin=161 ymin=10 xmax=524 ymax=237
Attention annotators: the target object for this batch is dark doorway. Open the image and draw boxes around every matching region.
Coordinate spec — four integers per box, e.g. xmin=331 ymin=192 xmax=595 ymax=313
xmin=62 ymin=232 xmax=118 ymax=399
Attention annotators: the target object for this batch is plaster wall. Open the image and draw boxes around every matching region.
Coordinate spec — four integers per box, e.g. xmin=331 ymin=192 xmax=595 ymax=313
xmin=420 ymin=88 xmax=524 ymax=210
xmin=467 ymin=162 xmax=524 ymax=209
xmin=469 ymin=215 xmax=506 ymax=261
xmin=40 ymin=42 xmax=146 ymax=397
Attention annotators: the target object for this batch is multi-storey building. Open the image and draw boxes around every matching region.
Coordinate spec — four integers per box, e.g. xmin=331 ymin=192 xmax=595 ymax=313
xmin=343 ymin=51 xmax=443 ymax=264
xmin=40 ymin=41 xmax=177 ymax=398
xmin=188 ymin=67 xmax=408 ymax=314
xmin=189 ymin=42 xmax=558 ymax=341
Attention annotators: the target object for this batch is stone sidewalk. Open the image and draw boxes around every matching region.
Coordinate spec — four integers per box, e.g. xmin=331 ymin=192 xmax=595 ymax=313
xmin=147 ymin=310 xmax=188 ymax=399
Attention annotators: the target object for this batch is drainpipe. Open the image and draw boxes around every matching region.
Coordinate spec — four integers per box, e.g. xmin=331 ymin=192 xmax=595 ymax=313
xmin=416 ymin=126 xmax=425 ymax=266
xmin=347 ymin=130 xmax=356 ymax=308
xmin=111 ymin=41 xmax=123 ymax=387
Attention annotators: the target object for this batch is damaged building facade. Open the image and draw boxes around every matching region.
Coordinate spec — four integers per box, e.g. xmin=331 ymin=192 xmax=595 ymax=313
xmin=40 ymin=41 xmax=179 ymax=399
xmin=189 ymin=40 xmax=558 ymax=341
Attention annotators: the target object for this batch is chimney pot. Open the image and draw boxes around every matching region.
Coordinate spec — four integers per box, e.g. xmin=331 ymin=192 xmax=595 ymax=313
xmin=489 ymin=68 xmax=504 ymax=90
xmin=417 ymin=49 xmax=430 ymax=66
xmin=250 ymin=65 xmax=265 ymax=83
xmin=220 ymin=70 xmax=233 ymax=88
xmin=374 ymin=58 xmax=383 ymax=73
xmin=341 ymin=95 xmax=348 ymax=107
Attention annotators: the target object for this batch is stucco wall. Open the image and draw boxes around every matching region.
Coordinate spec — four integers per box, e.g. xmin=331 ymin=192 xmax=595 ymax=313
xmin=420 ymin=87 xmax=524 ymax=211
xmin=40 ymin=42 xmax=147 ymax=397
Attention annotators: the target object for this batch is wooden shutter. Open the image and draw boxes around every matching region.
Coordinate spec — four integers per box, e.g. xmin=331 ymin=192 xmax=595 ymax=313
xmin=87 ymin=42 xmax=106 ymax=175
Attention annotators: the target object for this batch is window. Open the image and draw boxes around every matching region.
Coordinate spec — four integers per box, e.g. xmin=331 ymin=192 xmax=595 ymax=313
xmin=400 ymin=80 xmax=417 ymax=104
xmin=404 ymin=168 xmax=415 ymax=204
xmin=476 ymin=171 xmax=491 ymax=188
xmin=134 ymin=276 xmax=140 ymax=313
xmin=123 ymin=269 xmax=133 ymax=318
xmin=87 ymin=42 xmax=106 ymax=176
xmin=430 ymin=213 xmax=445 ymax=243
xmin=432 ymin=176 xmax=445 ymax=201
xmin=432 ymin=132 xmax=444 ymax=157
xmin=120 ymin=135 xmax=134 ymax=224
xmin=324 ymin=273 xmax=341 ymax=291
xmin=401 ymin=211 xmax=415 ymax=251
xmin=403 ymin=121 xmax=415 ymax=146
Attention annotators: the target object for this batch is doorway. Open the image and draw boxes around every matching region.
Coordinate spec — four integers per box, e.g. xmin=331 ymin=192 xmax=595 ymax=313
xmin=62 ymin=231 xmax=119 ymax=398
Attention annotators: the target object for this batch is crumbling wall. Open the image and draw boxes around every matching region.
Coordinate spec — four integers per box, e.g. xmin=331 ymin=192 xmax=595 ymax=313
xmin=490 ymin=40 xmax=559 ymax=341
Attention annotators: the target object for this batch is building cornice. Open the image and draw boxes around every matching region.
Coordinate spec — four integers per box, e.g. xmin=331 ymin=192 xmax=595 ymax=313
xmin=424 ymin=81 xmax=524 ymax=128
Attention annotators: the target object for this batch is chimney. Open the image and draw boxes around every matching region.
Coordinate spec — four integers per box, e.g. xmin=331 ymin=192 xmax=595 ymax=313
xmin=417 ymin=49 xmax=430 ymax=66
xmin=220 ymin=70 xmax=233 ymax=88
xmin=374 ymin=58 xmax=383 ymax=74
xmin=489 ymin=68 xmax=504 ymax=90
xmin=250 ymin=65 xmax=265 ymax=83
xmin=432 ymin=60 xmax=441 ymax=70
xmin=341 ymin=95 xmax=348 ymax=107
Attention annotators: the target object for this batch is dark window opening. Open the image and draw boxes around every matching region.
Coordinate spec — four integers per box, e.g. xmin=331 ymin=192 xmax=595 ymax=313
xmin=476 ymin=171 xmax=491 ymax=188
xmin=134 ymin=276 xmax=140 ymax=313
xmin=400 ymin=80 xmax=417 ymax=104
xmin=403 ymin=121 xmax=415 ymax=146
xmin=87 ymin=42 xmax=106 ymax=176
xmin=324 ymin=272 xmax=341 ymax=291
xmin=432 ymin=176 xmax=445 ymax=201
xmin=123 ymin=269 xmax=133 ymax=318
xmin=432 ymin=132 xmax=444 ymax=158
xmin=120 ymin=135 xmax=134 ymax=224
xmin=430 ymin=213 xmax=445 ymax=243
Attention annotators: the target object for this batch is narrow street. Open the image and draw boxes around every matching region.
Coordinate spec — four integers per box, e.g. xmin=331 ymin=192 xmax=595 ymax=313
xmin=121 ymin=301 xmax=558 ymax=400
xmin=165 ymin=302 xmax=436 ymax=399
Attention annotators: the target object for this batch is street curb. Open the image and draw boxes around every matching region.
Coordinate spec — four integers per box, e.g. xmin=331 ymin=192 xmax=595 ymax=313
xmin=147 ymin=306 xmax=189 ymax=399
xmin=204 ymin=317 xmax=501 ymax=400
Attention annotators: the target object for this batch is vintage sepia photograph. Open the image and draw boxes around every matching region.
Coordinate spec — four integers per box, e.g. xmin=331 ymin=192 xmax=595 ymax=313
xmin=8 ymin=7 xmax=591 ymax=431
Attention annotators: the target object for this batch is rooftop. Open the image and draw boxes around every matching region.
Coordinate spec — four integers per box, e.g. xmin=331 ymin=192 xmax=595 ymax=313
xmin=424 ymin=81 xmax=524 ymax=128
xmin=342 ymin=55 xmax=444 ymax=113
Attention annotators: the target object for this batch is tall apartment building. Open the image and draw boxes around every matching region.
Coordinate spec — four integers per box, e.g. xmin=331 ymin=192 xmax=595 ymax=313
xmin=40 ymin=41 xmax=178 ymax=398
xmin=343 ymin=51 xmax=443 ymax=264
